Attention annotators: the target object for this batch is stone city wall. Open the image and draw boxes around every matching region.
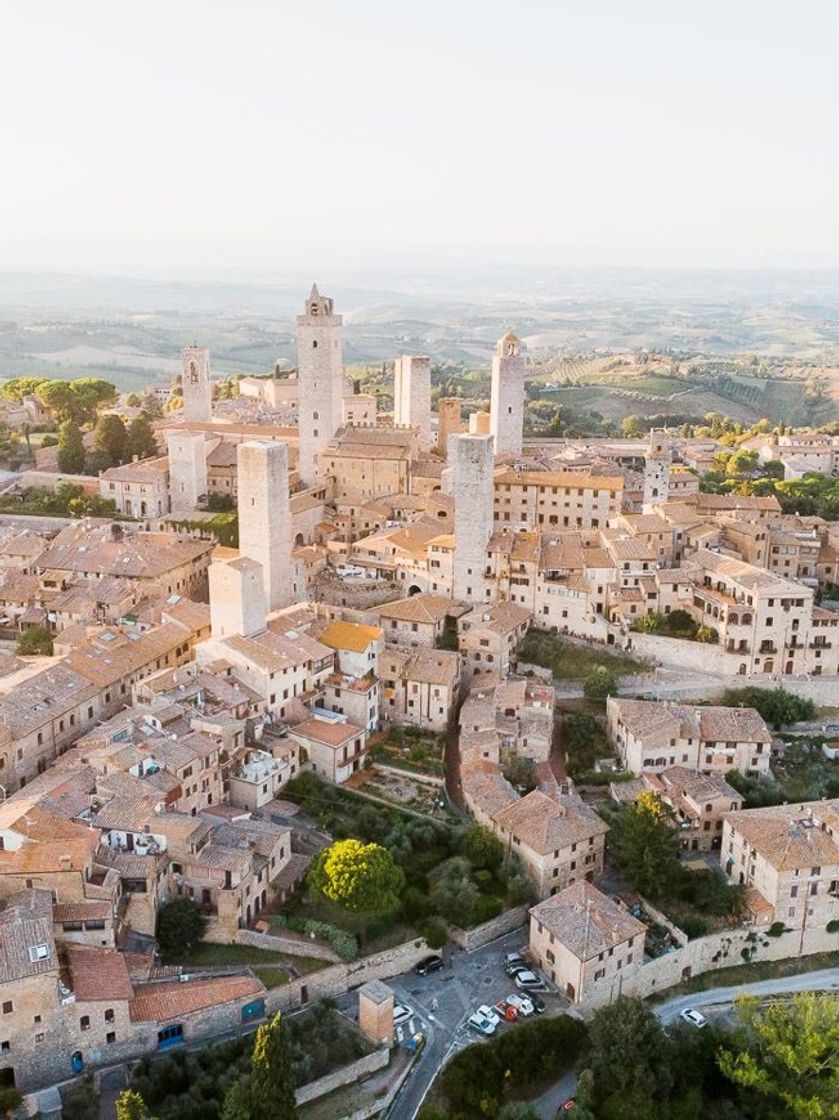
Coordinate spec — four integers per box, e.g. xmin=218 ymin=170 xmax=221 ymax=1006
xmin=582 ymin=922 xmax=838 ymax=1011
xmin=448 ymin=904 xmax=529 ymax=952
xmin=266 ymin=936 xmax=431 ymax=1014
xmin=295 ymin=1046 xmax=390 ymax=1106
xmin=236 ymin=926 xmax=340 ymax=963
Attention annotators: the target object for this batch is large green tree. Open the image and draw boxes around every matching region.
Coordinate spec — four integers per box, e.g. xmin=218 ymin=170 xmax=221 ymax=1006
xmin=609 ymin=793 xmax=682 ymax=901
xmin=126 ymin=413 xmax=159 ymax=461
xmin=580 ymin=997 xmax=674 ymax=1119
xmin=57 ymin=419 xmax=86 ymax=474
xmin=250 ymin=1012 xmax=298 ymax=1120
xmin=308 ymin=839 xmax=404 ymax=917
xmin=93 ymin=412 xmax=129 ymax=468
xmin=460 ymin=824 xmax=504 ymax=871
xmin=155 ymin=898 xmax=206 ymax=961
xmin=718 ymin=992 xmax=839 ymax=1119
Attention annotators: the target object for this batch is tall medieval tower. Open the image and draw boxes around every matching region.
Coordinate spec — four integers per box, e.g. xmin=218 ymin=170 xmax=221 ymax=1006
xmin=642 ymin=428 xmax=671 ymax=510
xmin=393 ymin=355 xmax=431 ymax=449
xmin=237 ymin=440 xmax=292 ymax=611
xmin=490 ymin=331 xmax=525 ymax=456
xmin=181 ymin=346 xmax=212 ymax=422
xmin=296 ymin=284 xmax=343 ymax=486
xmin=452 ymin=433 xmax=494 ymax=603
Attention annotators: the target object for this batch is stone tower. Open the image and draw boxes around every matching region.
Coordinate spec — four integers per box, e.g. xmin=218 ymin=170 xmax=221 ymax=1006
xmin=452 ymin=433 xmax=494 ymax=603
xmin=490 ymin=332 xmax=525 ymax=455
xmin=181 ymin=346 xmax=212 ymax=422
xmin=209 ymin=557 xmax=266 ymax=639
xmin=237 ymin=440 xmax=292 ymax=611
xmin=393 ymin=355 xmax=431 ymax=449
xmin=296 ymin=284 xmax=343 ymax=486
xmin=643 ymin=428 xmax=671 ymax=510
xmin=167 ymin=431 xmax=207 ymax=515
xmin=437 ymin=397 xmax=463 ymax=459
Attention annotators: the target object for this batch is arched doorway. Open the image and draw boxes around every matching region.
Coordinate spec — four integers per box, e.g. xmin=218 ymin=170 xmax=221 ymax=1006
xmin=295 ymin=532 xmax=305 ymax=547
xmin=408 ymin=585 xmax=422 ymax=596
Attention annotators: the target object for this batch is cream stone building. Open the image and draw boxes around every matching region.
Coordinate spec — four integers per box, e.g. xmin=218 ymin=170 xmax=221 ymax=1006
xmin=606 ymin=697 xmax=772 ymax=777
xmin=721 ymin=800 xmax=839 ymax=930
xmin=529 ymin=882 xmax=647 ymax=1004
xmin=493 ymin=468 xmax=624 ymax=531
xmin=492 ymin=790 xmax=608 ymax=899
xmin=290 ymin=714 xmax=367 ymax=784
xmin=611 ymin=767 xmax=743 ymax=852
xmin=100 ymin=458 xmax=170 ymax=518
xmin=377 ymin=646 xmax=461 ymax=733
xmin=458 ymin=601 xmax=532 ymax=681
xmin=452 ymin=433 xmax=495 ymax=603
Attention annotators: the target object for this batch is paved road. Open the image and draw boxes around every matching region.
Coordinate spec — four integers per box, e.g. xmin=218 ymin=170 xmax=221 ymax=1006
xmin=531 ymin=967 xmax=839 ymax=1118
xmin=337 ymin=925 xmax=561 ymax=1120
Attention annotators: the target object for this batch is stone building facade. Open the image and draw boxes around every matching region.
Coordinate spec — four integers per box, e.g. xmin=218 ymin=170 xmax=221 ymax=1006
xmin=490 ymin=332 xmax=525 ymax=456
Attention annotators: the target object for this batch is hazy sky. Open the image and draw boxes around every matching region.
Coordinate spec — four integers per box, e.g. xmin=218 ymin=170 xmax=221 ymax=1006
xmin=3 ymin=1 xmax=837 ymax=272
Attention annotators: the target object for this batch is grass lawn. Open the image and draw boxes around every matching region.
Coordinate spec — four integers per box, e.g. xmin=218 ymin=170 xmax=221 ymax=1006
xmin=520 ymin=630 xmax=646 ymax=681
xmin=653 ymin=949 xmax=839 ymax=999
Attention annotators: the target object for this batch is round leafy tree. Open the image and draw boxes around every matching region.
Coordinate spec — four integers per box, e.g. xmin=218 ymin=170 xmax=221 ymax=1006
xmin=308 ymin=839 xmax=404 ymax=916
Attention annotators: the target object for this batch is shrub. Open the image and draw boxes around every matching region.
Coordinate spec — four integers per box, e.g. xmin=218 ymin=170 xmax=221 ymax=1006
xmin=767 ymin=921 xmax=787 ymax=938
xmin=156 ymin=899 xmax=207 ymax=962
xmin=16 ymin=624 xmax=54 ymax=656
xmin=418 ymin=916 xmax=448 ymax=949
xmin=826 ymin=919 xmax=839 ymax=934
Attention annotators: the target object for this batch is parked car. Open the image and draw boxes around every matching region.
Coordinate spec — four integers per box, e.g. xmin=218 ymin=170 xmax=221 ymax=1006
xmin=515 ymin=970 xmax=546 ymax=990
xmin=467 ymin=1010 xmax=496 ymax=1036
xmin=680 ymin=1008 xmax=707 ymax=1029
xmin=559 ymin=1098 xmax=577 ymax=1111
xmin=494 ymin=999 xmax=519 ymax=1022
xmin=506 ymin=994 xmax=535 ymax=1017
xmin=476 ymin=1004 xmax=501 ymax=1029
xmin=530 ymin=993 xmax=547 ymax=1014
xmin=504 ymin=951 xmax=526 ymax=969
xmin=393 ymin=1004 xmax=412 ymax=1025
xmin=506 ymin=960 xmax=532 ymax=977
xmin=415 ymin=955 xmax=444 ymax=976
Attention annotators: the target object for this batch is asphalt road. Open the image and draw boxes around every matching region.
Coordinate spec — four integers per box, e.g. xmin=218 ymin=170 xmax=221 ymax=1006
xmin=530 ymin=966 xmax=839 ymax=1119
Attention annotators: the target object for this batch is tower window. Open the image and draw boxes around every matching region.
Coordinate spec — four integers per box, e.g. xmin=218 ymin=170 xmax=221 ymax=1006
xmin=312 ymin=340 xmax=318 ymax=348
xmin=313 ymin=412 xmax=319 ymax=420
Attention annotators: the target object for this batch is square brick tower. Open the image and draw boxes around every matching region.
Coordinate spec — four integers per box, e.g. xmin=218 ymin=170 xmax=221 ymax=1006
xmin=296 ymin=284 xmax=343 ymax=486
xmin=237 ymin=440 xmax=292 ymax=611
xmin=181 ymin=346 xmax=213 ymax=422
xmin=167 ymin=430 xmax=207 ymax=514
xmin=643 ymin=428 xmax=671 ymax=511
xmin=209 ymin=556 xmax=266 ymax=639
xmin=394 ymin=355 xmax=432 ymax=449
xmin=437 ymin=397 xmax=463 ymax=459
xmin=490 ymin=331 xmax=525 ymax=455
xmin=358 ymin=979 xmax=394 ymax=1046
xmin=452 ymin=433 xmax=494 ymax=603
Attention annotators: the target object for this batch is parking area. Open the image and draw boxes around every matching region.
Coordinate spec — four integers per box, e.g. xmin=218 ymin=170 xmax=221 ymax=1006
xmin=334 ymin=926 xmax=571 ymax=1117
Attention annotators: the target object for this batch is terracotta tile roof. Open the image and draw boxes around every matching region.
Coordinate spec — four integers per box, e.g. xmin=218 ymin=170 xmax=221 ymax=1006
xmin=494 ymin=469 xmax=624 ymax=491
xmin=53 ymin=900 xmax=112 ymax=924
xmin=319 ymin=620 xmax=383 ymax=653
xmin=531 ymin=882 xmax=646 ymax=960
xmin=291 ymin=717 xmax=362 ymax=748
xmin=129 ymin=974 xmax=265 ymax=1022
xmin=0 ymin=889 xmax=58 ymax=982
xmin=724 ymin=800 xmax=839 ymax=870
xmin=493 ymin=790 xmax=608 ymax=855
xmin=376 ymin=594 xmax=465 ymax=625
xmin=67 ymin=946 xmax=134 ymax=1001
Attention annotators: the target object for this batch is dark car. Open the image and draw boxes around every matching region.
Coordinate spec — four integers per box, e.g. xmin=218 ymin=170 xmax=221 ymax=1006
xmin=530 ymin=993 xmax=546 ymax=1014
xmin=415 ymin=955 xmax=444 ymax=976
